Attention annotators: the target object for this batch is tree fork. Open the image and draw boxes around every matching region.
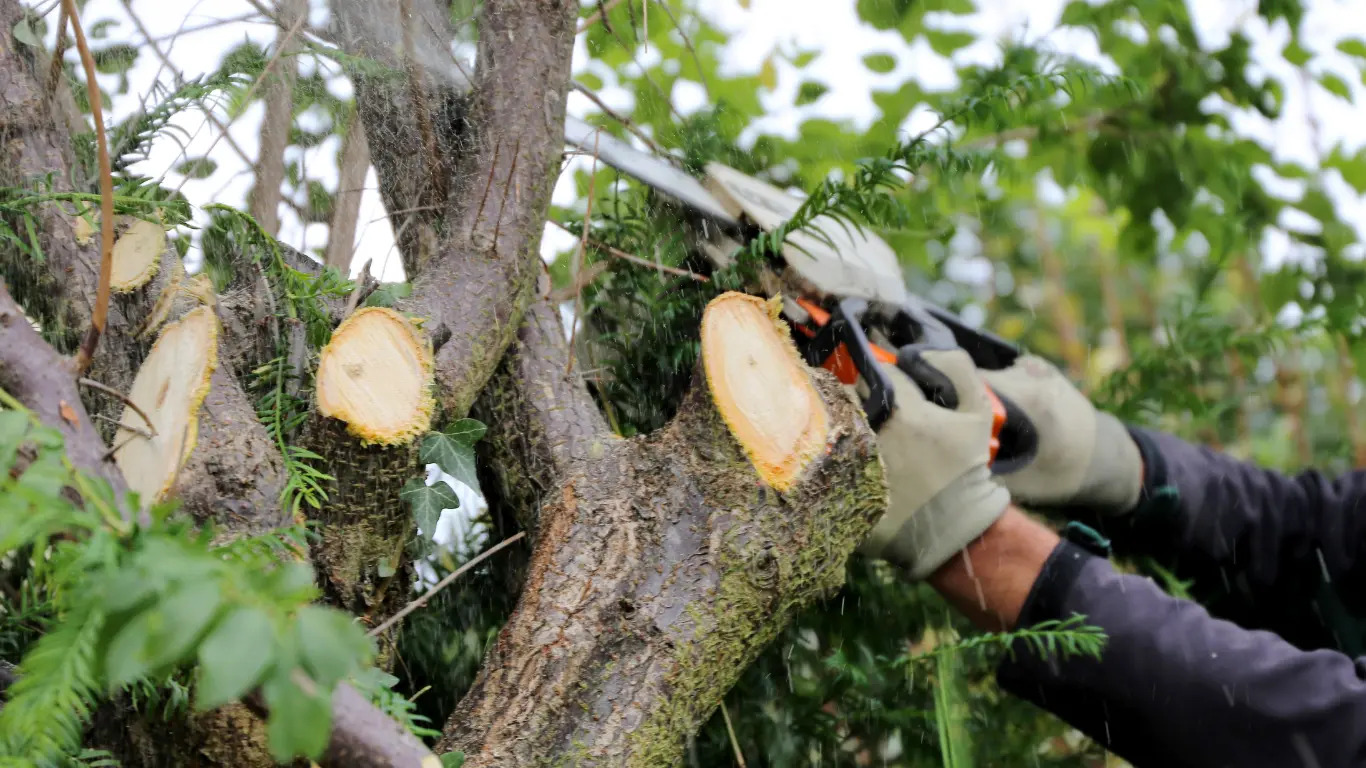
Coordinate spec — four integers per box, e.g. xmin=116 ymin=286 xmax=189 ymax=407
xmin=440 ymin=293 xmax=887 ymax=765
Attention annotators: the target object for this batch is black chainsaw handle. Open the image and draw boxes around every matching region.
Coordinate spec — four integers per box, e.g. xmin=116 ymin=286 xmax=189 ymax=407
xmin=895 ymin=346 xmax=1038 ymax=475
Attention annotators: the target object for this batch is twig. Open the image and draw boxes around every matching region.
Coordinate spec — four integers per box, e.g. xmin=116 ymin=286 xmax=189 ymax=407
xmin=65 ymin=0 xmax=113 ymax=375
xmin=569 ymin=81 xmax=669 ymax=157
xmin=548 ymin=218 xmax=708 ymax=281
xmin=100 ymin=432 xmax=139 ymax=462
xmin=344 ymin=258 xmax=376 ymax=318
xmin=93 ymin=413 xmax=152 ymax=440
xmin=78 ymin=377 xmax=157 ymax=436
xmin=173 ymin=9 xmax=308 ymax=197
xmin=720 ymin=699 xmax=747 ymax=768
xmin=578 ymin=0 xmax=627 ymax=32
xmin=367 ymin=531 xmax=527 ymax=638
xmin=566 ymin=130 xmax=601 ymax=375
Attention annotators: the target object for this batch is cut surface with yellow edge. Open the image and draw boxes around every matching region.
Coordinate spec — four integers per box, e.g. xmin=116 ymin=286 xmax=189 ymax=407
xmin=115 ymin=305 xmax=218 ymax=502
xmin=315 ymin=307 xmax=434 ymax=446
xmin=110 ymin=218 xmax=165 ymax=292
xmin=701 ymin=292 xmax=830 ymax=491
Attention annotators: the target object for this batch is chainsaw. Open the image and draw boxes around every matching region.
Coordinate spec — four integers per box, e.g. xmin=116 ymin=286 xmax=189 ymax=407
xmin=563 ymin=117 xmax=1038 ymax=473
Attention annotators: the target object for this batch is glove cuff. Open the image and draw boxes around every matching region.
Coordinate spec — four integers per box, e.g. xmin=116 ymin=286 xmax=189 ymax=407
xmin=864 ymin=465 xmax=1010 ymax=580
xmin=1085 ymin=411 xmax=1144 ymax=514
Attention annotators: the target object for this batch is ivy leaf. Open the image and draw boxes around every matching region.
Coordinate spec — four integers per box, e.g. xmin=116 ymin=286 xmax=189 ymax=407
xmin=402 ymin=478 xmax=459 ymax=547
xmin=263 ymin=670 xmax=332 ymax=762
xmin=295 ymin=605 xmax=371 ymax=688
xmin=441 ymin=753 xmax=466 ymax=767
xmin=12 ymin=18 xmax=40 ymax=48
xmin=419 ymin=420 xmax=487 ymax=493
xmin=195 ymin=607 xmax=275 ymax=711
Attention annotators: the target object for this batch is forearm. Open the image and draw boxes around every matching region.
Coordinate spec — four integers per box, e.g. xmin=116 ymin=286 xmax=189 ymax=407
xmin=927 ymin=506 xmax=1058 ymax=631
xmin=930 ymin=508 xmax=1366 ymax=768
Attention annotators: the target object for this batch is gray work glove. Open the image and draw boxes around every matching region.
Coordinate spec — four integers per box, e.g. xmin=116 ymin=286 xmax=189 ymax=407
xmin=981 ymin=355 xmax=1142 ymax=515
xmin=858 ymin=350 xmax=1011 ymax=580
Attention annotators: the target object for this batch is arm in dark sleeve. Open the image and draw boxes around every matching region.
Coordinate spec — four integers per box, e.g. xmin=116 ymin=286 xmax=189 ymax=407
xmin=1084 ymin=427 xmax=1366 ymax=652
xmin=997 ymin=540 xmax=1366 ymax=768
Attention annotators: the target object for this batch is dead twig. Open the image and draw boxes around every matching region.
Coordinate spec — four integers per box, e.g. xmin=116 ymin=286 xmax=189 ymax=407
xmin=78 ymin=377 xmax=157 ymax=436
xmin=367 ymin=531 xmax=527 ymax=638
xmin=720 ymin=699 xmax=748 ymax=768
xmin=569 ymin=81 xmax=670 ymax=157
xmin=65 ymin=0 xmax=114 ymax=375
xmin=344 ymin=258 xmax=377 ymax=318
xmin=93 ymin=413 xmax=152 ymax=440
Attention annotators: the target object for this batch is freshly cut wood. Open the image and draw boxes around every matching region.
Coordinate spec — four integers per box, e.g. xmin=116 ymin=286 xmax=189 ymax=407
xmin=305 ymin=307 xmax=436 ymax=626
xmin=701 ymin=292 xmax=829 ymax=491
xmin=115 ymin=305 xmax=217 ymax=503
xmin=440 ymin=297 xmax=887 ymax=765
xmin=316 ymin=307 xmax=435 ymax=445
xmin=109 ymin=218 xmax=165 ymax=293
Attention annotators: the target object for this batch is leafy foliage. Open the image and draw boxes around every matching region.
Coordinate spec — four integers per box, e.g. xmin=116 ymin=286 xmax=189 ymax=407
xmin=0 ymin=392 xmax=372 ymax=764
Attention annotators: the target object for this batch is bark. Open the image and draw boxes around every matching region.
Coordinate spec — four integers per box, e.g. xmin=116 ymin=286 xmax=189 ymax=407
xmin=249 ymin=0 xmax=305 ymax=237
xmin=440 ymin=295 xmax=887 ymax=765
xmin=325 ymin=112 xmax=371 ymax=271
xmin=335 ymin=0 xmax=577 ymax=418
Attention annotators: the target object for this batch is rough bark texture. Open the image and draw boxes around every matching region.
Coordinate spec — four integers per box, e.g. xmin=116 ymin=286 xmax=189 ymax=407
xmin=337 ymin=0 xmax=578 ymax=418
xmin=439 ymin=299 xmax=887 ymax=765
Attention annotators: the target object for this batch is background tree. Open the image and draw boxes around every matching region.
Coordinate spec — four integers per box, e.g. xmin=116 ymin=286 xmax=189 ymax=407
xmin=1 ymin=0 xmax=1365 ymax=766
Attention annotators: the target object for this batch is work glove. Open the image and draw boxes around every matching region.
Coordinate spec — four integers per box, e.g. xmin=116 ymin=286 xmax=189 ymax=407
xmin=858 ymin=350 xmax=1011 ymax=580
xmin=980 ymin=355 xmax=1142 ymax=515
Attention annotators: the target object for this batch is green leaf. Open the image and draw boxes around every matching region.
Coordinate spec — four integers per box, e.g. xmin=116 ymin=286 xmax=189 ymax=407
xmin=295 ymin=605 xmax=372 ymax=688
xmin=401 ymin=478 xmax=459 ymax=546
xmin=103 ymin=611 xmax=155 ymax=688
xmin=144 ymin=580 xmax=223 ymax=672
xmin=441 ymin=753 xmax=466 ymax=767
xmin=1338 ymin=38 xmax=1366 ymax=61
xmin=12 ymin=18 xmax=40 ymax=48
xmin=419 ymin=421 xmax=486 ymax=493
xmin=363 ymin=281 xmax=413 ymax=308
xmin=862 ymin=53 xmax=897 ymax=74
xmin=795 ymin=81 xmax=829 ymax=107
xmin=175 ymin=157 xmax=219 ymax=179
xmin=195 ymin=607 xmax=275 ymax=711
xmin=0 ymin=410 xmax=29 ymax=475
xmin=263 ymin=670 xmax=332 ymax=762
xmin=1319 ymin=73 xmax=1353 ymax=103
xmin=1282 ymin=40 xmax=1311 ymax=66
xmin=924 ymin=30 xmax=975 ymax=57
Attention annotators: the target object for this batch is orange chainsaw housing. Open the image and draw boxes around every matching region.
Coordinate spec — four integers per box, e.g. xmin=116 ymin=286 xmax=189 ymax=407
xmin=790 ymin=297 xmax=1006 ymax=463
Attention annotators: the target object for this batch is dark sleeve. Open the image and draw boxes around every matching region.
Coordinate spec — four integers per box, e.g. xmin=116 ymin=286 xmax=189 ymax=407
xmin=997 ymin=540 xmax=1366 ymax=768
xmin=1085 ymin=427 xmax=1366 ymax=653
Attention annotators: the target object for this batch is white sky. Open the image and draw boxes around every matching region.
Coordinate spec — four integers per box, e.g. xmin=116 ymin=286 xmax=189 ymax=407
xmin=33 ymin=0 xmax=1366 ymax=556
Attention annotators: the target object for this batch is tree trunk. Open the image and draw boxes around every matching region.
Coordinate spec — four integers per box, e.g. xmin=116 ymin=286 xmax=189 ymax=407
xmin=249 ymin=0 xmax=305 ymax=237
xmin=440 ymin=294 xmax=886 ymax=765
xmin=325 ymin=112 xmax=371 ymax=272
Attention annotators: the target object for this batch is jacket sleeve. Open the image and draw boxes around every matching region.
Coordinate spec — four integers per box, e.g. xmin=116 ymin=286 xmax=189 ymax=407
xmin=1080 ymin=427 xmax=1366 ymax=652
xmin=996 ymin=539 xmax=1366 ymax=768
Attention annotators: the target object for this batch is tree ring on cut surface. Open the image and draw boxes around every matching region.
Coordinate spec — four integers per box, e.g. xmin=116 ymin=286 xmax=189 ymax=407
xmin=315 ymin=306 xmax=435 ymax=446
xmin=109 ymin=218 xmax=166 ymax=293
xmin=701 ymin=291 xmax=830 ymax=491
xmin=115 ymin=305 xmax=218 ymax=503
